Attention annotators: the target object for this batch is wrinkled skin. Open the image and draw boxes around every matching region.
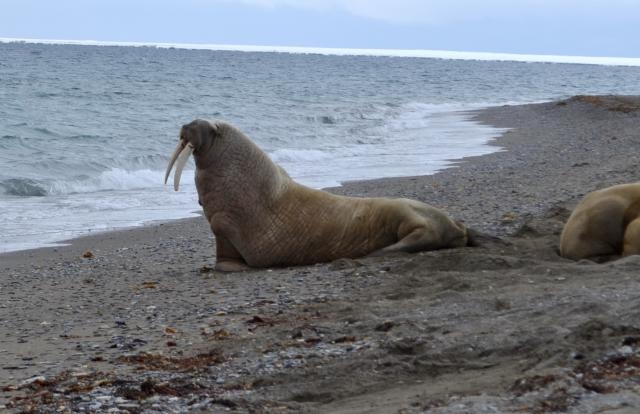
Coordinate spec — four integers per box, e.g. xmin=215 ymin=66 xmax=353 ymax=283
xmin=166 ymin=119 xmax=468 ymax=271
xmin=560 ymin=183 xmax=640 ymax=261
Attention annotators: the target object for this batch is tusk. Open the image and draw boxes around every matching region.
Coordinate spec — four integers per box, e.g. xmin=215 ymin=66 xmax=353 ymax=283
xmin=173 ymin=143 xmax=194 ymax=191
xmin=164 ymin=142 xmax=184 ymax=185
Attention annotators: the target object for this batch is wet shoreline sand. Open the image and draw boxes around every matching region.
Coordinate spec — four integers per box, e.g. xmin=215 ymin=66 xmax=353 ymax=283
xmin=2 ymin=95 xmax=640 ymax=413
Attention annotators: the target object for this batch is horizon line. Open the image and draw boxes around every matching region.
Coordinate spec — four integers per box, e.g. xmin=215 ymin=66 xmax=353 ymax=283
xmin=2 ymin=37 xmax=640 ymax=67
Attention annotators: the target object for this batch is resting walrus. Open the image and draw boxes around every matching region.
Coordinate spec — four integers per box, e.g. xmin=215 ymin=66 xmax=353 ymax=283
xmin=560 ymin=183 xmax=640 ymax=261
xmin=165 ymin=119 xmax=468 ymax=271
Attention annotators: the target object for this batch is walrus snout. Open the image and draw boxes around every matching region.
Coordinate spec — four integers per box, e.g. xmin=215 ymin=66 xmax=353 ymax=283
xmin=165 ymin=120 xmax=222 ymax=192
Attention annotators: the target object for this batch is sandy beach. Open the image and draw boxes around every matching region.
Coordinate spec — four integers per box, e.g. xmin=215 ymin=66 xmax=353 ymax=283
xmin=2 ymin=95 xmax=640 ymax=413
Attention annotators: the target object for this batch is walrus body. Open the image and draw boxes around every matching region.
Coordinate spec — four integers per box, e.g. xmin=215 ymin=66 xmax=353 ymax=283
xmin=560 ymin=183 xmax=640 ymax=260
xmin=165 ymin=120 xmax=467 ymax=271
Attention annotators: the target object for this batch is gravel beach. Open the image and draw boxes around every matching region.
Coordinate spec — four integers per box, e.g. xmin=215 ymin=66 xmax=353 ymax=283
xmin=2 ymin=95 xmax=640 ymax=413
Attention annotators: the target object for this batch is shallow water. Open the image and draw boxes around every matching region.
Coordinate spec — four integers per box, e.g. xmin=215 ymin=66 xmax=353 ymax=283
xmin=1 ymin=41 xmax=640 ymax=252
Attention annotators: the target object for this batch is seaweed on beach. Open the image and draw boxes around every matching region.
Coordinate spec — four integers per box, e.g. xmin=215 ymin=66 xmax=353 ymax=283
xmin=117 ymin=348 xmax=225 ymax=372
xmin=563 ymin=95 xmax=640 ymax=113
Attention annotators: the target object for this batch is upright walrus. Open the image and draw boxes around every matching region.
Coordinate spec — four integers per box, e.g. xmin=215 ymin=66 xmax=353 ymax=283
xmin=560 ymin=183 xmax=640 ymax=261
xmin=165 ymin=119 xmax=468 ymax=271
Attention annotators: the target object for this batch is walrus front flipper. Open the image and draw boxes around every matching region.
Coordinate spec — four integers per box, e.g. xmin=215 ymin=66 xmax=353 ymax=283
xmin=215 ymin=260 xmax=251 ymax=272
xmin=214 ymin=234 xmax=250 ymax=272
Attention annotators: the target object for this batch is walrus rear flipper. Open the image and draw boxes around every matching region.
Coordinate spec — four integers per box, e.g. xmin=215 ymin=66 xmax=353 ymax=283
xmin=370 ymin=222 xmax=466 ymax=256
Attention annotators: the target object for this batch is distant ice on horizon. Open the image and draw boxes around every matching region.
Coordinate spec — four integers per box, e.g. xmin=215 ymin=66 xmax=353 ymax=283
xmin=1 ymin=37 xmax=639 ymax=67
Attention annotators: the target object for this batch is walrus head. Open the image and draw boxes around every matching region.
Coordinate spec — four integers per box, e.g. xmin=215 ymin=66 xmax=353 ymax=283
xmin=164 ymin=119 xmax=219 ymax=191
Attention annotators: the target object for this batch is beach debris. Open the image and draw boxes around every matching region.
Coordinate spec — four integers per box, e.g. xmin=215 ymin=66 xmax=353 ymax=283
xmin=570 ymin=95 xmax=640 ymax=113
xmin=375 ymin=321 xmax=395 ymax=332
xmin=118 ymin=349 xmax=224 ymax=372
xmin=246 ymin=315 xmax=276 ymax=326
xmin=201 ymin=327 xmax=232 ymax=340
xmin=213 ymin=329 xmax=232 ymax=340
xmin=109 ymin=335 xmax=147 ymax=350
xmin=501 ymin=211 xmax=518 ymax=223
xmin=82 ymin=250 xmax=94 ymax=259
xmin=332 ymin=335 xmax=357 ymax=343
xmin=291 ymin=324 xmax=322 ymax=342
xmin=19 ymin=376 xmax=46 ymax=387
xmin=494 ymin=298 xmax=511 ymax=311
xmin=141 ymin=281 xmax=158 ymax=289
xmin=623 ymin=337 xmax=640 ymax=346
xmin=510 ymin=374 xmax=560 ymax=396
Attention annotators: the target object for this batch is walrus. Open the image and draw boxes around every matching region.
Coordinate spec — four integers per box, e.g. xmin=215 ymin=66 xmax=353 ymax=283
xmin=164 ymin=119 xmax=468 ymax=271
xmin=560 ymin=183 xmax=640 ymax=261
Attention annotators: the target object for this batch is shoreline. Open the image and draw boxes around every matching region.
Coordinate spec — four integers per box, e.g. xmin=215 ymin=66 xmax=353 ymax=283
xmin=0 ymin=215 xmax=207 ymax=268
xmin=335 ymin=95 xmax=640 ymax=234
xmin=3 ymin=95 xmax=640 ymax=413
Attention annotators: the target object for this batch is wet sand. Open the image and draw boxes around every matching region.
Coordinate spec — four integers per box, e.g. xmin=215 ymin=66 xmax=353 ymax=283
xmin=2 ymin=95 xmax=640 ymax=413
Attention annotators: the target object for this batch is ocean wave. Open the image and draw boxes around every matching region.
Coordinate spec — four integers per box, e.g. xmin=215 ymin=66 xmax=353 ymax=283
xmin=32 ymin=126 xmax=61 ymax=137
xmin=305 ymin=115 xmax=339 ymax=125
xmin=1 ymin=168 xmax=191 ymax=197
xmin=0 ymin=135 xmax=22 ymax=150
xmin=0 ymin=178 xmax=47 ymax=197
xmin=66 ymin=133 xmax=105 ymax=140
xmin=34 ymin=91 xmax=59 ymax=99
xmin=49 ymin=168 xmax=180 ymax=194
xmin=379 ymin=101 xmax=501 ymax=134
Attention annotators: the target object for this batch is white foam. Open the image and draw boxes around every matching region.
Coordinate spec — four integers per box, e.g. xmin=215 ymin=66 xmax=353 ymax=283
xmin=44 ymin=168 xmax=194 ymax=195
xmin=2 ymin=37 xmax=639 ymax=67
xmin=270 ymin=148 xmax=332 ymax=163
xmin=0 ymin=183 xmax=200 ymax=253
xmin=274 ymin=104 xmax=508 ymax=188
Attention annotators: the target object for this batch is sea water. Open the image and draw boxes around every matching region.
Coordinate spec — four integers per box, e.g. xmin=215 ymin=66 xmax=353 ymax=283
xmin=2 ymin=40 xmax=640 ymax=253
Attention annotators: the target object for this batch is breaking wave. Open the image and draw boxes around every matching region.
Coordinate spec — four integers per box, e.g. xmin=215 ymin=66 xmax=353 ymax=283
xmin=1 ymin=168 xmax=188 ymax=197
xmin=0 ymin=178 xmax=47 ymax=197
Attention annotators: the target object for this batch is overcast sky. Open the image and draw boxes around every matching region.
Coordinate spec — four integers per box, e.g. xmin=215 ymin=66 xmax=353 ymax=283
xmin=1 ymin=0 xmax=639 ymax=57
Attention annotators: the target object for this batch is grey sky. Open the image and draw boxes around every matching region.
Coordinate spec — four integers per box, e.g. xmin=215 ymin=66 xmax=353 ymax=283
xmin=1 ymin=0 xmax=638 ymax=57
